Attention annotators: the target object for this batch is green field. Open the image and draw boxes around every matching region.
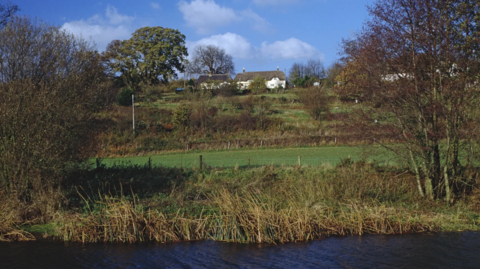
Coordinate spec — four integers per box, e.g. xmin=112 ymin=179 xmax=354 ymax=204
xmin=98 ymin=146 xmax=394 ymax=168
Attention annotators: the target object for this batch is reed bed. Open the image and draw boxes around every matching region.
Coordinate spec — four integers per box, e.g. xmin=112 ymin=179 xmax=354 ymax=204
xmin=0 ymin=196 xmax=35 ymax=242
xmin=59 ymin=164 xmax=440 ymax=243
xmin=208 ymin=188 xmax=434 ymax=244
xmin=60 ymin=195 xmax=210 ymax=243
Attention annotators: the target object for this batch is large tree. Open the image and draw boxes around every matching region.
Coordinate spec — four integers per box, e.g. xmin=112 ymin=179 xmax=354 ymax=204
xmin=339 ymin=0 xmax=480 ymax=202
xmin=0 ymin=1 xmax=18 ymax=28
xmin=187 ymin=45 xmax=235 ymax=75
xmin=0 ymin=16 xmax=110 ymax=206
xmin=104 ymin=26 xmax=188 ymax=87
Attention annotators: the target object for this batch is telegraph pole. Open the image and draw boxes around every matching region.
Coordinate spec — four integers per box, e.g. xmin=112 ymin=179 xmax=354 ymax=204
xmin=132 ymin=94 xmax=135 ymax=134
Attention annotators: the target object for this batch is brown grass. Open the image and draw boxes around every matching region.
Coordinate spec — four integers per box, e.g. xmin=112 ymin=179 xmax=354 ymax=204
xmin=58 ymin=165 xmax=442 ymax=244
xmin=59 ymin=195 xmax=209 ymax=243
xmin=0 ymin=194 xmax=35 ymax=242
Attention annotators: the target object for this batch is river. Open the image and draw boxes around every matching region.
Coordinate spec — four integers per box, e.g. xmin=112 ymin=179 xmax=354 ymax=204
xmin=1 ymin=232 xmax=479 ymax=268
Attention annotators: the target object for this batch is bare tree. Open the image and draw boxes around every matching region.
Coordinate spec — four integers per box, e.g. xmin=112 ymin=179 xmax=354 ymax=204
xmin=324 ymin=61 xmax=344 ymax=88
xmin=339 ymin=0 xmax=480 ymax=202
xmin=288 ymin=59 xmax=325 ymax=87
xmin=288 ymin=62 xmax=305 ymax=83
xmin=187 ymin=45 xmax=235 ymax=75
xmin=0 ymin=1 xmax=18 ymax=28
xmin=305 ymin=59 xmax=326 ymax=79
xmin=0 ymin=16 xmax=110 ymax=208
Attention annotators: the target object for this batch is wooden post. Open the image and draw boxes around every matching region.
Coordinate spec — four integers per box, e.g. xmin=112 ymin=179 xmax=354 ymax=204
xmin=132 ymin=94 xmax=135 ymax=135
xmin=248 ymin=157 xmax=251 ymax=169
xmin=199 ymin=155 xmax=203 ymax=170
xmin=298 ymin=156 xmax=301 ymax=167
xmin=228 ymin=141 xmax=230 ymax=149
xmin=148 ymin=157 xmax=152 ymax=169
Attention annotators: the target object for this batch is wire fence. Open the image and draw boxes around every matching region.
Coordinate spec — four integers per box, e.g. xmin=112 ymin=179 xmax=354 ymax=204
xmin=102 ymin=154 xmax=396 ymax=169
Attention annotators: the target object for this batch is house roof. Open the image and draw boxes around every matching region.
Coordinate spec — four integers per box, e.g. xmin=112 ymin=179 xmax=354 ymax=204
xmin=234 ymin=70 xmax=287 ymax=82
xmin=196 ymin=74 xmax=232 ymax=85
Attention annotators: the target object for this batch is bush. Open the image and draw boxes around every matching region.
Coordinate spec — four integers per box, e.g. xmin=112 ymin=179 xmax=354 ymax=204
xmin=173 ymin=104 xmax=191 ymax=128
xmin=296 ymin=87 xmax=332 ymax=122
xmin=142 ymin=84 xmax=163 ymax=103
xmin=116 ymin=87 xmax=134 ymax=106
xmin=0 ymin=17 xmax=110 ymax=209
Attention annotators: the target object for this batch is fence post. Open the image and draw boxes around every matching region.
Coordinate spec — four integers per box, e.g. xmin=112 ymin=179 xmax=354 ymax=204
xmin=248 ymin=157 xmax=251 ymax=169
xmin=199 ymin=155 xmax=203 ymax=170
xmin=298 ymin=156 xmax=301 ymax=167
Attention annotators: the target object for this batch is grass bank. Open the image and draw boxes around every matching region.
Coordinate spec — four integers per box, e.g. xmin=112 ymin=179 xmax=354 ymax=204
xmin=51 ymin=160 xmax=480 ymax=244
xmin=3 ymin=158 xmax=479 ymax=244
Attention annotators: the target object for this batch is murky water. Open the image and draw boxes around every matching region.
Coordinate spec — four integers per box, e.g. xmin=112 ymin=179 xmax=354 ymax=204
xmin=1 ymin=232 xmax=480 ymax=268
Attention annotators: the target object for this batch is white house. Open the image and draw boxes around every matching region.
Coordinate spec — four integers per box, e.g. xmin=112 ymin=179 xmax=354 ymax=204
xmin=196 ymin=73 xmax=232 ymax=89
xmin=234 ymin=67 xmax=287 ymax=90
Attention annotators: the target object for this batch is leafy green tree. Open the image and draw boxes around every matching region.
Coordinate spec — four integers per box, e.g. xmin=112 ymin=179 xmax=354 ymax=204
xmin=104 ymin=26 xmax=188 ymax=88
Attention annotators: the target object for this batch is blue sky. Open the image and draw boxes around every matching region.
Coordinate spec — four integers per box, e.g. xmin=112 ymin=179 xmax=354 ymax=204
xmin=13 ymin=0 xmax=372 ymax=74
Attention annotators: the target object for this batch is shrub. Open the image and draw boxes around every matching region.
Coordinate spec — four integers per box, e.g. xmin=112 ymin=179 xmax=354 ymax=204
xmin=0 ymin=17 xmax=110 ymax=210
xmin=173 ymin=104 xmax=191 ymax=129
xmin=142 ymin=84 xmax=163 ymax=103
xmin=116 ymin=87 xmax=134 ymax=106
xmin=296 ymin=87 xmax=333 ymax=122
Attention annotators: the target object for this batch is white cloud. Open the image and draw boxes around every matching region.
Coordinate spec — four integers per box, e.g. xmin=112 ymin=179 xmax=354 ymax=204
xmin=178 ymin=0 xmax=239 ymax=34
xmin=252 ymin=0 xmax=300 ymax=6
xmin=150 ymin=2 xmax=160 ymax=9
xmin=240 ymin=9 xmax=273 ymax=33
xmin=261 ymin=38 xmax=319 ymax=59
xmin=187 ymin=33 xmax=254 ymax=59
xmin=61 ymin=6 xmax=134 ymax=51
xmin=105 ymin=6 xmax=134 ymax=25
xmin=179 ymin=0 xmax=273 ymax=34
xmin=188 ymin=34 xmax=320 ymax=61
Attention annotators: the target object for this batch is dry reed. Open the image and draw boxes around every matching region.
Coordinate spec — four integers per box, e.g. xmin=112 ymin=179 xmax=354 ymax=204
xmin=59 ymin=173 xmax=437 ymax=244
xmin=0 ymin=195 xmax=35 ymax=242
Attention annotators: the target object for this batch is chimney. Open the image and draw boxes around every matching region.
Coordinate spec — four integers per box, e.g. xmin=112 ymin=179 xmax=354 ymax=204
xmin=243 ymin=67 xmax=245 ymax=73
xmin=277 ymin=66 xmax=279 ymax=71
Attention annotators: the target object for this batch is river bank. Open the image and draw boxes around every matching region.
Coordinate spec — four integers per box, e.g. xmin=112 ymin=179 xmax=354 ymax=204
xmin=2 ymin=161 xmax=480 ymax=243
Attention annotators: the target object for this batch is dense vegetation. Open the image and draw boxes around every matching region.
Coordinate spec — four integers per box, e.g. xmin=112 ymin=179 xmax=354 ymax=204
xmin=1 ymin=0 xmax=480 ymax=243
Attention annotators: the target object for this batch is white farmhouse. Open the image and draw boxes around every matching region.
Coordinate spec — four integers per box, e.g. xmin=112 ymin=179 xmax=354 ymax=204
xmin=234 ymin=67 xmax=287 ymax=90
xmin=196 ymin=73 xmax=232 ymax=89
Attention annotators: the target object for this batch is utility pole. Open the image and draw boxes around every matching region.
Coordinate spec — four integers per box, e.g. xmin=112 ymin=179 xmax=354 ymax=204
xmin=132 ymin=94 xmax=135 ymax=134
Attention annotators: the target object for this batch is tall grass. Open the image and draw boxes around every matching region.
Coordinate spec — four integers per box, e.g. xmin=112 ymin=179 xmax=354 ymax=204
xmin=57 ymin=163 xmax=462 ymax=244
xmin=59 ymin=195 xmax=209 ymax=243
xmin=0 ymin=194 xmax=35 ymax=242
